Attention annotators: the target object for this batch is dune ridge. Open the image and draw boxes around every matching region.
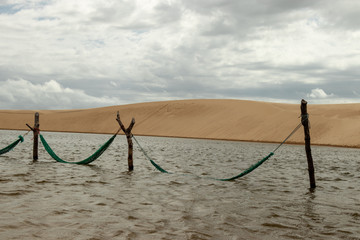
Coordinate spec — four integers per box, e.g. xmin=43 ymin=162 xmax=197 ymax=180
xmin=1 ymin=99 xmax=360 ymax=148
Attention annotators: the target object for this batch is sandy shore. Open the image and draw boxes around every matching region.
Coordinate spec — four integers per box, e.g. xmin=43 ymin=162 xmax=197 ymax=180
xmin=1 ymin=99 xmax=360 ymax=148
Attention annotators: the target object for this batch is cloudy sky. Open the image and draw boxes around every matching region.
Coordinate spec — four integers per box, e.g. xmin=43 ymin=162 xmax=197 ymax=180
xmin=0 ymin=0 xmax=359 ymax=109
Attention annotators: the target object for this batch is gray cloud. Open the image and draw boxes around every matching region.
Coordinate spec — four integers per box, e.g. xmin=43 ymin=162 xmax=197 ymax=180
xmin=0 ymin=0 xmax=359 ymax=109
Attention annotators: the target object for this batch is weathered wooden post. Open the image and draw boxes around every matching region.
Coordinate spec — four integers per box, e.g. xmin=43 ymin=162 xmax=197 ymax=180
xmin=301 ymin=99 xmax=316 ymax=189
xmin=116 ymin=111 xmax=135 ymax=171
xmin=26 ymin=112 xmax=39 ymax=162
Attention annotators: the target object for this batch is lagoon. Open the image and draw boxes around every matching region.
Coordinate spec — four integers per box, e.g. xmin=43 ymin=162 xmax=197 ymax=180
xmin=1 ymin=130 xmax=359 ymax=239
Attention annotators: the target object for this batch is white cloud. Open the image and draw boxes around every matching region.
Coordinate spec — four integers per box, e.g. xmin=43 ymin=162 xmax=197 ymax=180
xmin=0 ymin=79 xmax=122 ymax=109
xmin=0 ymin=0 xmax=360 ymax=109
xmin=307 ymin=88 xmax=334 ymax=99
xmin=110 ymin=81 xmax=117 ymax=87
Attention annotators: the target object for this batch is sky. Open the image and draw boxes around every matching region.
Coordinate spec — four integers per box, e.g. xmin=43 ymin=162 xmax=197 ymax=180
xmin=0 ymin=0 xmax=360 ymax=109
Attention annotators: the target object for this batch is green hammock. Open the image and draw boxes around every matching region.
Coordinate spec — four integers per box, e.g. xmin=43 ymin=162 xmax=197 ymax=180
xmin=0 ymin=135 xmax=24 ymax=156
xmin=132 ymin=118 xmax=304 ymax=181
xmin=216 ymin=152 xmax=274 ymax=181
xmin=132 ymin=135 xmax=274 ymax=181
xmin=40 ymin=134 xmax=117 ymax=164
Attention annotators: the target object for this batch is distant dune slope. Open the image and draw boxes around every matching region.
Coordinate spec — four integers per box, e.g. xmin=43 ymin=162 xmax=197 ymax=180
xmin=1 ymin=99 xmax=360 ymax=148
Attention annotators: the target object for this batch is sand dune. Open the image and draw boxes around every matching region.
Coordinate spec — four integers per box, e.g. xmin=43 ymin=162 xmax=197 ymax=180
xmin=1 ymin=99 xmax=360 ymax=148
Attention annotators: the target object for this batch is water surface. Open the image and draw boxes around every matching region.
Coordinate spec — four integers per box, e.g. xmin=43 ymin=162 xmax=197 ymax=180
xmin=1 ymin=130 xmax=359 ymax=239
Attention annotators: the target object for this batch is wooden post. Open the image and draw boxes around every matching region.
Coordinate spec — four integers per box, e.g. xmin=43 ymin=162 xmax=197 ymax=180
xmin=301 ymin=99 xmax=316 ymax=189
xmin=26 ymin=112 xmax=39 ymax=162
xmin=33 ymin=112 xmax=39 ymax=161
xmin=116 ymin=111 xmax=135 ymax=171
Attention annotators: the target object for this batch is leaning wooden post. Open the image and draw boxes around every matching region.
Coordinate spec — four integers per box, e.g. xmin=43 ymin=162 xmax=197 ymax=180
xmin=301 ymin=99 xmax=316 ymax=189
xmin=116 ymin=111 xmax=135 ymax=171
xmin=26 ymin=112 xmax=39 ymax=162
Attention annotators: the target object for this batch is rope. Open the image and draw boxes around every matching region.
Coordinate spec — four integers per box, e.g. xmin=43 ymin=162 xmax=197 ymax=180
xmin=272 ymin=114 xmax=309 ymax=153
xmin=272 ymin=122 xmax=302 ymax=153
xmin=132 ymin=116 xmax=307 ymax=181
xmin=40 ymin=128 xmax=120 ymax=164
xmin=23 ymin=130 xmax=31 ymax=137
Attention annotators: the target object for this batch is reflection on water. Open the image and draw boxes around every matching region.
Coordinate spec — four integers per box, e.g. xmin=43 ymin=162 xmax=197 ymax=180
xmin=1 ymin=130 xmax=359 ymax=240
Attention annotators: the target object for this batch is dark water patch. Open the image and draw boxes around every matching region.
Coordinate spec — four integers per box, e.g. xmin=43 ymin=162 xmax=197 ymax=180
xmin=262 ymin=222 xmax=299 ymax=230
xmin=0 ymin=190 xmax=33 ymax=196
xmin=0 ymin=177 xmax=12 ymax=183
xmin=35 ymin=179 xmax=57 ymax=184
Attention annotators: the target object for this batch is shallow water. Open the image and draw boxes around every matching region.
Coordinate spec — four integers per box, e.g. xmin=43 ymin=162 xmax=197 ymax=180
xmin=0 ymin=130 xmax=359 ymax=240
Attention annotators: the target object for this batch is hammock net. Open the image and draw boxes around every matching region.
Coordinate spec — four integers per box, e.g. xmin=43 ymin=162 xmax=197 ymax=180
xmin=132 ymin=134 xmax=274 ymax=181
xmin=40 ymin=134 xmax=117 ymax=164
xmin=131 ymin=116 xmax=305 ymax=181
xmin=0 ymin=136 xmax=24 ymax=156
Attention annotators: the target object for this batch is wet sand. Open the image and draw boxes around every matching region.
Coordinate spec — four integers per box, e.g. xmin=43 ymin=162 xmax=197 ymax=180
xmin=1 ymin=99 xmax=360 ymax=148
